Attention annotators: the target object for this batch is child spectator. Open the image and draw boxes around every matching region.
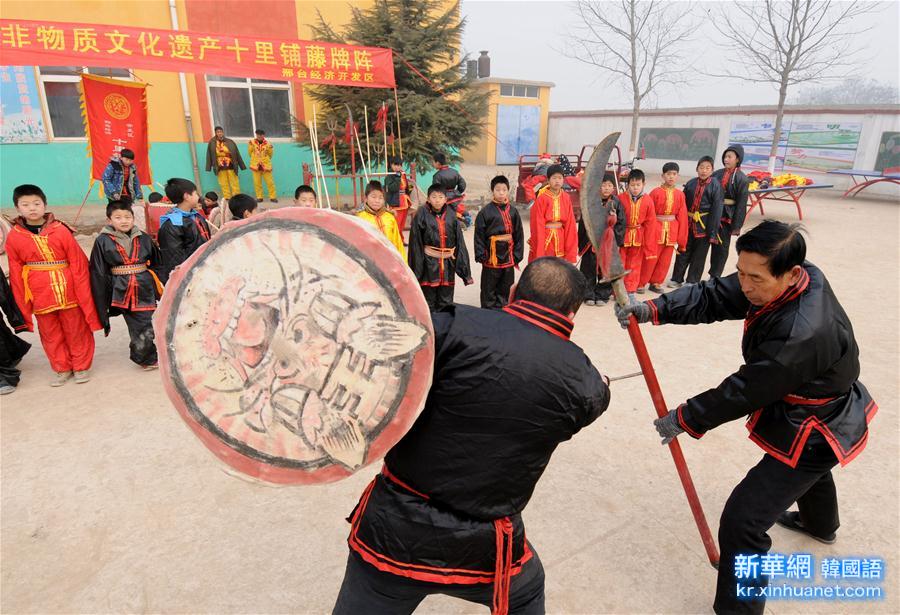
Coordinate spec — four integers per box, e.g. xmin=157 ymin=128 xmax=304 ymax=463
xmin=409 ymin=184 xmax=473 ymax=311
xmin=201 ymin=191 xmax=219 ymax=217
xmin=293 ymin=185 xmax=317 ymax=208
xmin=580 ymin=172 xmax=625 ymax=305
xmin=473 ymin=175 xmax=523 ymax=309
xmin=709 ymin=144 xmax=750 ymax=278
xmin=641 ymin=163 xmax=688 ymax=293
xmin=0 ymin=271 xmax=31 ymax=394
xmin=384 ymin=156 xmax=412 ymax=232
xmin=357 ymin=181 xmax=404 ymax=255
xmin=528 ymin=164 xmax=578 ymax=264
xmin=89 ymin=199 xmax=165 ymax=370
xmin=5 ymin=184 xmax=102 ymax=385
xmin=158 ymin=177 xmax=211 ymax=278
xmin=617 ymin=169 xmax=657 ymax=298
xmin=228 ymin=193 xmax=259 ymax=220
xmin=670 ymin=156 xmax=724 ymax=287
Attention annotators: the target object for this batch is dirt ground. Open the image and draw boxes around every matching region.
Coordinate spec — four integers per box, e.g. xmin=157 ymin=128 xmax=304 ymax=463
xmin=1 ymin=188 xmax=897 ymax=614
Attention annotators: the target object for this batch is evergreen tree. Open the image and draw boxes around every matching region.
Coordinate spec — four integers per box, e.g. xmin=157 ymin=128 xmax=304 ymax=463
xmin=307 ymin=0 xmax=489 ymax=174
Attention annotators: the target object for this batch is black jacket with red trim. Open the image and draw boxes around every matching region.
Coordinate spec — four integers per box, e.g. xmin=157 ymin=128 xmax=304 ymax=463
xmin=408 ymin=204 xmax=472 ymax=286
xmin=578 ymin=196 xmax=625 ymax=256
xmin=348 ymin=303 xmax=609 ymax=584
xmin=646 ymin=262 xmax=876 ymax=468
xmin=473 ymin=201 xmax=524 ymax=268
xmin=712 ymin=166 xmax=750 ymax=233
xmin=683 ymin=177 xmax=724 ymax=242
xmin=89 ymin=229 xmax=165 ymax=332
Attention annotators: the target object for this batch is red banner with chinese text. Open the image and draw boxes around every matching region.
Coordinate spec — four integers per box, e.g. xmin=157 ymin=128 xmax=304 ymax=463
xmin=0 ymin=19 xmax=396 ymax=89
xmin=80 ymin=74 xmax=152 ymax=186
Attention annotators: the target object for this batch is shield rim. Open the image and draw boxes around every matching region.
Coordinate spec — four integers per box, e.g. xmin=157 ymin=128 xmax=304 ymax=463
xmin=154 ymin=208 xmax=435 ymax=485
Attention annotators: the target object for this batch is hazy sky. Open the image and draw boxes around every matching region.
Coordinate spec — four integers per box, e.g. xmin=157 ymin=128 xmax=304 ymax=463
xmin=460 ymin=1 xmax=900 ymax=111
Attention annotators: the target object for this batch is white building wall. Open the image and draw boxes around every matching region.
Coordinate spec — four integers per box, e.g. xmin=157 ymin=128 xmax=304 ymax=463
xmin=548 ymin=107 xmax=900 ymax=196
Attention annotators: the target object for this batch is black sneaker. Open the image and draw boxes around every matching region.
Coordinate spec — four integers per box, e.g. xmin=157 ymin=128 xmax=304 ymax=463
xmin=775 ymin=511 xmax=836 ymax=544
xmin=270 ymin=198 xmax=278 ymax=203
xmin=648 ymin=284 xmax=665 ymax=294
xmin=256 ymin=198 xmax=263 ymax=203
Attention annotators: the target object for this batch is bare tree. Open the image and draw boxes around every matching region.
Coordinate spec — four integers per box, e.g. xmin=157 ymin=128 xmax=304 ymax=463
xmin=565 ymin=0 xmax=694 ymax=158
xmin=794 ymin=77 xmax=899 ymax=105
xmin=711 ymin=0 xmax=873 ymax=173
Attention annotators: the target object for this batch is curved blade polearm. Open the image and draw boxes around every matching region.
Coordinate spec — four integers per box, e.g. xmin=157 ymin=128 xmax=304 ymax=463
xmin=580 ymin=132 xmax=626 ymax=283
xmin=581 ymin=132 xmax=720 ymax=568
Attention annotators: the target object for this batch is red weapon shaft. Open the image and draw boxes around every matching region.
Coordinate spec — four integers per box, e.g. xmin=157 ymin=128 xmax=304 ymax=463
xmin=613 ymin=278 xmax=720 ymax=568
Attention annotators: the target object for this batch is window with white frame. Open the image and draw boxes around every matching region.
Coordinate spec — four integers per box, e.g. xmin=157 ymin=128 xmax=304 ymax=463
xmin=37 ymin=66 xmax=132 ymax=139
xmin=499 ymin=83 xmax=539 ymax=99
xmin=207 ymin=76 xmax=293 ymax=139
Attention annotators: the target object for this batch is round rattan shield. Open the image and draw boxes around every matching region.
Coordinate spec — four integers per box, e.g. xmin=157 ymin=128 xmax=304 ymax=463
xmin=154 ymin=207 xmax=434 ymax=485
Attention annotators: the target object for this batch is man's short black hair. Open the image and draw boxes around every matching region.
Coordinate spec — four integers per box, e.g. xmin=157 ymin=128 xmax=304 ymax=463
xmin=148 ymin=192 xmax=164 ymax=203
xmin=515 ymin=257 xmax=586 ymax=315
xmin=601 ymin=172 xmax=617 ymax=186
xmin=736 ymin=221 xmax=807 ymax=277
xmin=490 ymin=175 xmax=509 ymax=190
xmin=627 ymin=169 xmax=645 ymax=183
xmin=662 ymin=162 xmax=679 ymax=174
xmin=255 ymin=129 xmax=265 ymax=135
xmin=433 ymin=152 xmax=447 ymax=165
xmin=228 ymin=193 xmax=258 ymax=219
xmin=205 ymin=191 xmax=219 ymax=201
xmin=294 ymin=185 xmax=316 ymax=199
xmin=388 ymin=156 xmax=403 ymax=167
xmin=13 ymin=184 xmax=47 ymax=207
xmin=365 ymin=180 xmax=384 ymax=196
xmin=214 ymin=126 xmax=224 ymax=132
xmin=697 ymin=156 xmax=715 ymax=169
xmin=106 ymin=199 xmax=134 ymax=218
xmin=426 ymin=183 xmax=444 ymax=197
xmin=119 ymin=148 xmax=135 ymax=160
xmin=165 ymin=177 xmax=197 ymax=205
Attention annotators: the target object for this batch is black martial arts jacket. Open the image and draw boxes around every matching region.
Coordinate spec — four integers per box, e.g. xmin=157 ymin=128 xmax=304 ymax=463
xmin=578 ymin=195 xmax=626 ymax=257
xmin=683 ymin=177 xmax=724 ymax=242
xmin=89 ymin=227 xmax=166 ymax=332
xmin=433 ymin=165 xmax=467 ymax=200
xmin=347 ymin=303 xmax=609 ymax=600
xmin=712 ymin=145 xmax=750 ymax=234
xmin=157 ymin=208 xmax=211 ymax=278
xmin=408 ymin=204 xmax=472 ymax=286
xmin=473 ymin=200 xmax=524 ymax=269
xmin=646 ymin=262 xmax=876 ymax=468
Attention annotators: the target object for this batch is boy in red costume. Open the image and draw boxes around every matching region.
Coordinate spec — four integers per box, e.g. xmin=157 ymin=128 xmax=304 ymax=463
xmin=617 ymin=170 xmax=657 ymax=297
xmin=6 ymin=184 xmax=101 ymax=385
xmin=528 ymin=165 xmax=577 ymax=264
xmin=641 ymin=163 xmax=688 ymax=293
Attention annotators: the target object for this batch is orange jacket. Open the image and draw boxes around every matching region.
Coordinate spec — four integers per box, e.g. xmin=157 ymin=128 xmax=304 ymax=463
xmin=528 ymin=187 xmax=578 ymax=264
xmin=6 ymin=214 xmax=101 ymax=332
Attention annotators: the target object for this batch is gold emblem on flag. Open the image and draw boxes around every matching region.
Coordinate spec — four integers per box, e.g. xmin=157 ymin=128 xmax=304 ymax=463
xmin=103 ymin=93 xmax=131 ymax=120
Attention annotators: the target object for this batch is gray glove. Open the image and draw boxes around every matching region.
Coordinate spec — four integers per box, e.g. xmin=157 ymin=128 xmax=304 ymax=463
xmin=654 ymin=409 xmax=684 ymax=445
xmin=614 ymin=300 xmax=651 ymax=329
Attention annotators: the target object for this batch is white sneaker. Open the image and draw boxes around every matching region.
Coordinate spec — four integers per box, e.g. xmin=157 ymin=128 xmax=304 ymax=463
xmin=51 ymin=371 xmax=73 ymax=387
xmin=0 ymin=385 xmax=15 ymax=395
xmin=74 ymin=370 xmax=91 ymax=384
xmin=666 ymin=280 xmax=682 ymax=289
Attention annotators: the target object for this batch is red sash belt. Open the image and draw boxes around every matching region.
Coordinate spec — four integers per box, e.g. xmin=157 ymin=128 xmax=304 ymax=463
xmin=380 ymin=464 xmax=515 ymax=615
xmin=783 ymin=394 xmax=838 ymax=406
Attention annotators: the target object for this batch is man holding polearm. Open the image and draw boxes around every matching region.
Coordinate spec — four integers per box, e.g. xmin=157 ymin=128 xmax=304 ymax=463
xmin=617 ymin=221 xmax=877 ymax=614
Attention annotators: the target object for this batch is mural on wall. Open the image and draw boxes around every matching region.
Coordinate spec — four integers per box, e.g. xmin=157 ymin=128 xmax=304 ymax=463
xmin=874 ymin=132 xmax=900 ymax=172
xmin=0 ymin=66 xmax=47 ymax=144
xmin=638 ymin=128 xmax=719 ymax=160
xmin=728 ymin=120 xmax=789 ymax=172
xmin=783 ymin=122 xmax=862 ymax=173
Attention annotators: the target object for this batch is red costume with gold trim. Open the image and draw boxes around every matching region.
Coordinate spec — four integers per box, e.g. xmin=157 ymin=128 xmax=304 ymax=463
xmin=527 ymin=187 xmax=577 ymax=264
xmin=640 ymin=186 xmax=688 ymax=287
xmin=617 ymin=191 xmax=657 ymax=293
xmin=6 ymin=214 xmax=101 ymax=372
